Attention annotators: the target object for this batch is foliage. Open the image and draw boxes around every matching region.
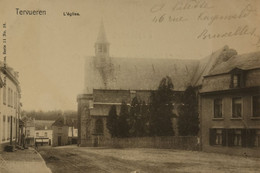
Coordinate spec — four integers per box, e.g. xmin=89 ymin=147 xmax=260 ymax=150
xmin=149 ymin=76 xmax=175 ymax=136
xmin=177 ymin=86 xmax=199 ymax=136
xmin=129 ymin=98 xmax=148 ymax=137
xmin=106 ymin=105 xmax=118 ymax=138
xmin=21 ymin=110 xmax=76 ymax=120
xmin=107 ymin=76 xmax=178 ymax=138
xmin=117 ymin=101 xmax=130 ymax=138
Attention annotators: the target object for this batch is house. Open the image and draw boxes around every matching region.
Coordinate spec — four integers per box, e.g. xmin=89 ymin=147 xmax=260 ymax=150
xmin=0 ymin=62 xmax=22 ymax=150
xmin=35 ymin=120 xmax=54 ymax=146
xmin=67 ymin=118 xmax=78 ymax=145
xmin=52 ymin=116 xmax=78 ymax=146
xmin=199 ymin=51 xmax=260 ymax=157
xmin=52 ymin=117 xmax=69 ymax=146
xmin=22 ymin=117 xmax=35 ymax=146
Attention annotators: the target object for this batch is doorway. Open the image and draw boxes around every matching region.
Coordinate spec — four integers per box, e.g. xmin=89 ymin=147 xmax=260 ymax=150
xmin=58 ymin=136 xmax=62 ymax=146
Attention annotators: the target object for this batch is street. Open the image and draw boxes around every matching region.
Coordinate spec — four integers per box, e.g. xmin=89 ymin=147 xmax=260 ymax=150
xmin=38 ymin=145 xmax=260 ymax=173
xmin=0 ymin=147 xmax=51 ymax=173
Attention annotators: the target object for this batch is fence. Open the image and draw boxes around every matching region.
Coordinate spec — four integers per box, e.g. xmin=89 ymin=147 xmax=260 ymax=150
xmin=98 ymin=136 xmax=200 ymax=151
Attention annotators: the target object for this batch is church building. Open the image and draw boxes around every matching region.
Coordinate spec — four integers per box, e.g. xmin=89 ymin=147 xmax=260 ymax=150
xmin=77 ymin=22 xmax=260 ymax=157
xmin=77 ymin=22 xmax=201 ymax=146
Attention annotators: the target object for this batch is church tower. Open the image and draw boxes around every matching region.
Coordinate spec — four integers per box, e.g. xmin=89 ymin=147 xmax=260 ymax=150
xmin=93 ymin=21 xmax=114 ymax=88
xmin=95 ymin=21 xmax=110 ymax=58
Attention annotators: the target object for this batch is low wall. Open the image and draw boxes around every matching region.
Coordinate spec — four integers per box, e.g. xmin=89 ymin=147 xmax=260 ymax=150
xmin=97 ymin=136 xmax=200 ymax=151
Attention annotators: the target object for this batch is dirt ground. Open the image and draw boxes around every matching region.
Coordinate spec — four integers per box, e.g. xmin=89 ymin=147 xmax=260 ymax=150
xmin=38 ymin=145 xmax=260 ymax=173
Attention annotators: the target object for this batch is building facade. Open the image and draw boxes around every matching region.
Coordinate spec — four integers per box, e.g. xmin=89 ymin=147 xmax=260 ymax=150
xmin=35 ymin=129 xmax=53 ymax=146
xmin=200 ymin=53 xmax=260 ymax=157
xmin=77 ymin=22 xmax=201 ymax=147
xmin=35 ymin=120 xmax=54 ymax=146
xmin=23 ymin=117 xmax=35 ymax=146
xmin=52 ymin=116 xmax=78 ymax=146
xmin=0 ymin=64 xmax=21 ymax=150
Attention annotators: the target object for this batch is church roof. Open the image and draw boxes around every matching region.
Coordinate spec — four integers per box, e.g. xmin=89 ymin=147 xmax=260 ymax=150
xmin=84 ymin=23 xmax=260 ymax=94
xmin=85 ymin=56 xmax=200 ymax=92
xmin=84 ymin=46 xmax=259 ymax=93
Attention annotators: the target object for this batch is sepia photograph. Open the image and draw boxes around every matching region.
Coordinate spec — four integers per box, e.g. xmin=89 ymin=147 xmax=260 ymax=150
xmin=0 ymin=0 xmax=260 ymax=172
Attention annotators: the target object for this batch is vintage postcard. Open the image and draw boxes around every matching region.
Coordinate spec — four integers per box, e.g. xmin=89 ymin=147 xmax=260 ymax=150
xmin=0 ymin=0 xmax=260 ymax=172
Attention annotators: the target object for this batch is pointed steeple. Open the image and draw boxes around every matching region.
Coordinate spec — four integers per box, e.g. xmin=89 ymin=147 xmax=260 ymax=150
xmin=96 ymin=20 xmax=108 ymax=44
xmin=95 ymin=20 xmax=110 ymax=57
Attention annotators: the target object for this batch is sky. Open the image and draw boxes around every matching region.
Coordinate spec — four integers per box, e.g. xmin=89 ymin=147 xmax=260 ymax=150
xmin=0 ymin=0 xmax=260 ymax=111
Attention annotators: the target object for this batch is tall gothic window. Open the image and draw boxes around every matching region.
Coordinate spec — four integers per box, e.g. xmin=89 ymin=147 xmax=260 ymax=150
xmin=95 ymin=119 xmax=104 ymax=134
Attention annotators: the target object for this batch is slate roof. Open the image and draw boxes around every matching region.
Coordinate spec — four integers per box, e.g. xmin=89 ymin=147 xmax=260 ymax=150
xmin=84 ymin=23 xmax=260 ymax=93
xmin=0 ymin=61 xmax=19 ymax=80
xmin=85 ymin=57 xmax=200 ymax=93
xmin=52 ymin=117 xmax=77 ymax=127
xmin=207 ymin=51 xmax=260 ymax=76
xmin=0 ymin=76 xmax=4 ymax=87
xmin=191 ymin=46 xmax=231 ymax=86
xmin=35 ymin=120 xmax=55 ymax=130
xmin=52 ymin=117 xmax=66 ymax=127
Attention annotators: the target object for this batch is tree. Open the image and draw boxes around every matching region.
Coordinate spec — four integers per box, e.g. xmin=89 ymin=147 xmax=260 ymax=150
xmin=177 ymin=86 xmax=199 ymax=136
xmin=106 ymin=105 xmax=118 ymax=137
xmin=117 ymin=101 xmax=130 ymax=138
xmin=129 ymin=97 xmax=139 ymax=137
xmin=149 ymin=76 xmax=175 ymax=136
xmin=129 ymin=97 xmax=148 ymax=137
xmin=140 ymin=101 xmax=150 ymax=136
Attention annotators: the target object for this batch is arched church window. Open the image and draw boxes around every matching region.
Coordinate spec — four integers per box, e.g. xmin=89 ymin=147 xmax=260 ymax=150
xmin=95 ymin=119 xmax=104 ymax=134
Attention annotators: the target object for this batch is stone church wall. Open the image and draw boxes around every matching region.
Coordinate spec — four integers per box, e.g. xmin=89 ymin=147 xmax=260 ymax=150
xmin=93 ymin=89 xmax=131 ymax=103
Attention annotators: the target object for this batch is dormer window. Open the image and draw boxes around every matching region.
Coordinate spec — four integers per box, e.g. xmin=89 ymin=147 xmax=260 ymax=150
xmin=233 ymin=74 xmax=240 ymax=88
xmin=230 ymin=68 xmax=245 ymax=88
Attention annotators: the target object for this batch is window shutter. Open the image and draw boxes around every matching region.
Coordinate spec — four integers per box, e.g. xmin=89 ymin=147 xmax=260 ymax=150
xmin=230 ymin=75 xmax=234 ymax=88
xmin=248 ymin=129 xmax=256 ymax=147
xmin=227 ymin=129 xmax=234 ymax=147
xmin=241 ymin=129 xmax=247 ymax=147
xmin=222 ymin=129 xmax=227 ymax=146
xmin=209 ymin=129 xmax=216 ymax=145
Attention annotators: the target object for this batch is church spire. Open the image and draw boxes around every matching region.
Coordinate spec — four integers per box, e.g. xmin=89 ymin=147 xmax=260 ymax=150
xmin=96 ymin=20 xmax=108 ymax=44
xmin=95 ymin=20 xmax=110 ymax=57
